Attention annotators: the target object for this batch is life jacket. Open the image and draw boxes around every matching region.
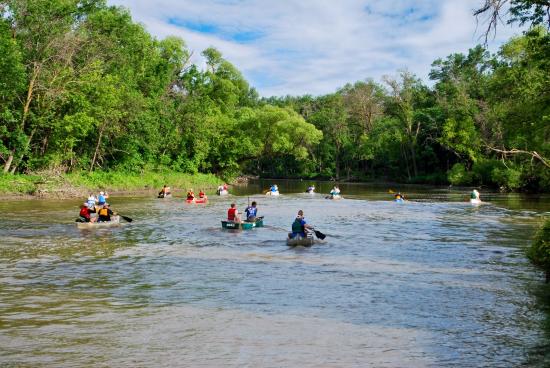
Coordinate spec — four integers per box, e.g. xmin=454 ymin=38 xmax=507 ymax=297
xmin=228 ymin=208 xmax=237 ymax=221
xmin=246 ymin=206 xmax=257 ymax=218
xmin=470 ymin=192 xmax=477 ymax=199
xmin=98 ymin=208 xmax=110 ymax=217
xmin=199 ymin=191 xmax=205 ymax=198
xmin=395 ymin=194 xmax=402 ymax=200
xmin=98 ymin=195 xmax=106 ymax=204
xmin=292 ymin=218 xmax=304 ymax=233
xmin=79 ymin=207 xmax=90 ymax=219
xmin=187 ymin=192 xmax=194 ymax=200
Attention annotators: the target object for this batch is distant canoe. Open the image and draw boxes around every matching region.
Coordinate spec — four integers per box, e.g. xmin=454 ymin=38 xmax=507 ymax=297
xmin=76 ymin=215 xmax=121 ymax=229
xmin=266 ymin=191 xmax=280 ymax=196
xmin=394 ymin=198 xmax=404 ymax=203
xmin=327 ymin=195 xmax=342 ymax=200
xmin=186 ymin=197 xmax=208 ymax=204
xmin=217 ymin=190 xmax=229 ymax=196
xmin=470 ymin=198 xmax=482 ymax=205
xmin=287 ymin=234 xmax=315 ymax=247
xmin=158 ymin=193 xmax=172 ymax=198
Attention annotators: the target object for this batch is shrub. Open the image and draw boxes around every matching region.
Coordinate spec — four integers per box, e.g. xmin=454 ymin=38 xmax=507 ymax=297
xmin=527 ymin=218 xmax=550 ymax=283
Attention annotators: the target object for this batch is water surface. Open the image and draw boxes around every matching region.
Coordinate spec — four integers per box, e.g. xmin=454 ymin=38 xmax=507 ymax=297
xmin=1 ymin=181 xmax=549 ymax=367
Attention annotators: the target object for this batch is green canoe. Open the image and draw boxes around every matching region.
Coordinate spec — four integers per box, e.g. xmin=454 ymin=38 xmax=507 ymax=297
xmin=221 ymin=217 xmax=264 ymax=230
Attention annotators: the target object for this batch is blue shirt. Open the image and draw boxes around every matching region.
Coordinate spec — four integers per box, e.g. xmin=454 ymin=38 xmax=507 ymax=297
xmin=245 ymin=206 xmax=257 ymax=218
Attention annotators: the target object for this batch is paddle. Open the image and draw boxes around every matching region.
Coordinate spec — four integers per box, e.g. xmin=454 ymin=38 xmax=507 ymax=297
xmin=310 ymin=227 xmax=326 ymax=240
xmin=118 ymin=214 xmax=133 ymax=222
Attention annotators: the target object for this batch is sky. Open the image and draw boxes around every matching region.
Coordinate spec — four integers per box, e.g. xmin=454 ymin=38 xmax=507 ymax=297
xmin=107 ymin=0 xmax=521 ymax=97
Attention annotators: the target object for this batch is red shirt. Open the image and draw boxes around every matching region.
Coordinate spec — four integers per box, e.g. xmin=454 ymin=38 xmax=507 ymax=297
xmin=227 ymin=208 xmax=237 ymax=221
xmin=79 ymin=207 xmax=91 ymax=219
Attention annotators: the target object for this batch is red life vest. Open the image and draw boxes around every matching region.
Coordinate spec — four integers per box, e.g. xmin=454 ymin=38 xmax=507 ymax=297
xmin=227 ymin=208 xmax=237 ymax=221
xmin=79 ymin=207 xmax=90 ymax=219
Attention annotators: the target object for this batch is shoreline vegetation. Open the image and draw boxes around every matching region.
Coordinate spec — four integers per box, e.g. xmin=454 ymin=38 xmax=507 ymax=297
xmin=1 ymin=1 xmax=549 ymax=193
xmin=0 ymin=171 xmax=222 ymax=199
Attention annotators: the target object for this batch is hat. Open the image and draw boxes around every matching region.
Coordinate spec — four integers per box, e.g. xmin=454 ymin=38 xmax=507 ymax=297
xmin=100 ymin=191 xmax=104 ymax=195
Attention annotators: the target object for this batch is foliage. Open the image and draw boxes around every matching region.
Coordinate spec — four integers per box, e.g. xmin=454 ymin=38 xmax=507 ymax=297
xmin=527 ymin=218 xmax=550 ymax=282
xmin=0 ymin=0 xmax=548 ymax=192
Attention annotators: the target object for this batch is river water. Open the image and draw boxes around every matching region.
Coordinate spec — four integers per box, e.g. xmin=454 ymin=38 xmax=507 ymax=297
xmin=1 ymin=180 xmax=549 ymax=367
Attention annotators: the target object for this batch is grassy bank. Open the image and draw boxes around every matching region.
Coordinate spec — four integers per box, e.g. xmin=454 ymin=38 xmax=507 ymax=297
xmin=0 ymin=171 xmax=223 ymax=198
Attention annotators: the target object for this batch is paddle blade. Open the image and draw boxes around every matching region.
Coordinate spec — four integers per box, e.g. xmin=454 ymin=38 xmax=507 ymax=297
xmin=120 ymin=215 xmax=133 ymax=223
xmin=314 ymin=230 xmax=326 ymax=240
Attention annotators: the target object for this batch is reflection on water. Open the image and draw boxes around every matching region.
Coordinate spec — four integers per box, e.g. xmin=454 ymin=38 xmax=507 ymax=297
xmin=0 ymin=182 xmax=549 ymax=367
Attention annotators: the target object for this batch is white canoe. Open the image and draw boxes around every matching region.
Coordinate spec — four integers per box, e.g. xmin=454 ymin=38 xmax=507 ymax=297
xmin=287 ymin=234 xmax=315 ymax=247
xmin=470 ymin=198 xmax=482 ymax=205
xmin=217 ymin=190 xmax=229 ymax=196
xmin=328 ymin=195 xmax=342 ymax=200
xmin=266 ymin=191 xmax=280 ymax=196
xmin=76 ymin=215 xmax=121 ymax=229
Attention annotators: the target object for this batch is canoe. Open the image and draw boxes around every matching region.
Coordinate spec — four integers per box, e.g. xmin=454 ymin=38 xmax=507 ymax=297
xmin=328 ymin=195 xmax=342 ymax=200
xmin=470 ymin=198 xmax=482 ymax=204
xmin=76 ymin=215 xmax=121 ymax=229
xmin=287 ymin=234 xmax=315 ymax=247
xmin=394 ymin=198 xmax=404 ymax=203
xmin=221 ymin=217 xmax=264 ymax=230
xmin=306 ymin=190 xmax=315 ymax=194
xmin=158 ymin=193 xmax=172 ymax=198
xmin=186 ymin=197 xmax=208 ymax=204
xmin=217 ymin=190 xmax=229 ymax=196
xmin=266 ymin=191 xmax=280 ymax=196
xmin=221 ymin=221 xmax=254 ymax=230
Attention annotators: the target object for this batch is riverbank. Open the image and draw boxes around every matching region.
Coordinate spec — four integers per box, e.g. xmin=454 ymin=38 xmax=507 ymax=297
xmin=0 ymin=171 xmax=222 ymax=199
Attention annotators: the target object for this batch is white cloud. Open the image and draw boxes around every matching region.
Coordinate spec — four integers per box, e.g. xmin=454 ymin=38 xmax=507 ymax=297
xmin=107 ymin=0 xmax=523 ymax=96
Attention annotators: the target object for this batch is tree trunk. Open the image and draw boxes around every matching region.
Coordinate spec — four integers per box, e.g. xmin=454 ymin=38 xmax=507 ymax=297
xmin=410 ymin=143 xmax=418 ymax=177
xmin=3 ymin=64 xmax=40 ymax=173
xmin=90 ymin=124 xmax=105 ymax=172
xmin=401 ymin=144 xmax=411 ymax=180
xmin=3 ymin=154 xmax=14 ymax=173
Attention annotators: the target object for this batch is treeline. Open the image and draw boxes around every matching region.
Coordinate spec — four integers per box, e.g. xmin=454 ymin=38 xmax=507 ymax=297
xmin=1 ymin=0 xmax=549 ymax=191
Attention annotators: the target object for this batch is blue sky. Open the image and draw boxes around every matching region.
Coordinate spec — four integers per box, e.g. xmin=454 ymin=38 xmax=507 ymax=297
xmin=107 ymin=0 xmax=521 ymax=96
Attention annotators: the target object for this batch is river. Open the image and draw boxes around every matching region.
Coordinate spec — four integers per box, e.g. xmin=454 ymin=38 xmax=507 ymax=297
xmin=1 ymin=180 xmax=549 ymax=367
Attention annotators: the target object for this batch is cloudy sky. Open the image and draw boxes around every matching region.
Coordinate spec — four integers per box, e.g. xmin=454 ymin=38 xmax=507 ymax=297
xmin=107 ymin=0 xmax=521 ymax=97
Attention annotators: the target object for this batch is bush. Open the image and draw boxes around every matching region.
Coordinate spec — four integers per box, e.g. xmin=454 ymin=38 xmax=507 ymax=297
xmin=447 ymin=163 xmax=474 ymax=185
xmin=527 ymin=218 xmax=550 ymax=283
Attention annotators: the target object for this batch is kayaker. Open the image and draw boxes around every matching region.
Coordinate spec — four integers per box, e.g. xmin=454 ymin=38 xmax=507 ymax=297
xmin=159 ymin=185 xmax=171 ymax=197
xmin=290 ymin=210 xmax=312 ymax=238
xmin=329 ymin=186 xmax=340 ymax=196
xmin=471 ymin=189 xmax=480 ymax=201
xmin=394 ymin=192 xmax=405 ymax=201
xmin=306 ymin=185 xmax=315 ymax=193
xmin=97 ymin=203 xmax=114 ymax=222
xmin=198 ymin=190 xmax=206 ymax=199
xmin=186 ymin=189 xmax=195 ymax=201
xmin=87 ymin=194 xmax=97 ymax=208
xmin=270 ymin=184 xmax=278 ymax=193
xmin=79 ymin=203 xmax=96 ymax=223
xmin=227 ymin=203 xmax=242 ymax=223
xmin=245 ymin=201 xmax=258 ymax=222
xmin=97 ymin=191 xmax=109 ymax=206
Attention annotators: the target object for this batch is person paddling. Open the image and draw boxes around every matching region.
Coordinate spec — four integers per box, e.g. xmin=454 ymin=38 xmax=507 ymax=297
xmin=186 ymin=189 xmax=195 ymax=201
xmin=97 ymin=203 xmax=114 ymax=222
xmin=394 ymin=192 xmax=405 ymax=201
xmin=471 ymin=189 xmax=480 ymax=201
xmin=198 ymin=189 xmax=206 ymax=199
xmin=227 ymin=203 xmax=242 ymax=223
xmin=159 ymin=185 xmax=171 ymax=198
xmin=97 ymin=191 xmax=109 ymax=206
xmin=289 ymin=210 xmax=313 ymax=239
xmin=245 ymin=201 xmax=258 ymax=222
xmin=306 ymin=185 xmax=315 ymax=193
xmin=79 ymin=203 xmax=96 ymax=223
